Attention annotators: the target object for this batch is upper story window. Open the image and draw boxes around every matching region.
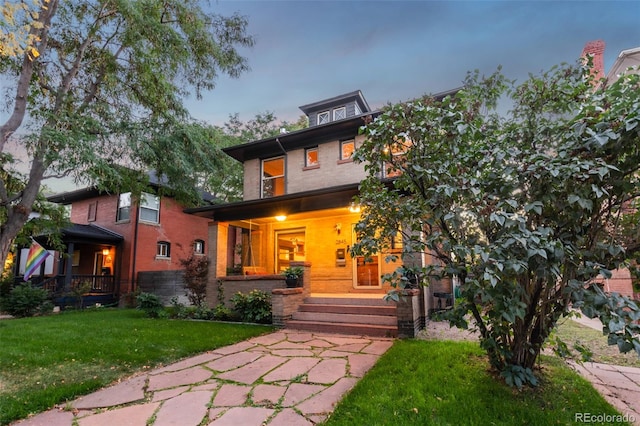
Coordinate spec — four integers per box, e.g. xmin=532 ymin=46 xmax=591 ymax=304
xmin=317 ymin=111 xmax=330 ymax=125
xmin=333 ymin=107 xmax=346 ymax=121
xmin=194 ymin=239 xmax=205 ymax=255
xmin=157 ymin=241 xmax=170 ymax=258
xmin=305 ymin=147 xmax=319 ymax=167
xmin=117 ymin=193 xmax=131 ymax=221
xmin=139 ymin=192 xmax=160 ymax=223
xmin=340 ymin=140 xmax=355 ymax=161
xmin=262 ymin=156 xmax=285 ymax=198
xmin=117 ymin=192 xmax=159 ymax=223
xmin=354 ymin=103 xmax=362 ymax=116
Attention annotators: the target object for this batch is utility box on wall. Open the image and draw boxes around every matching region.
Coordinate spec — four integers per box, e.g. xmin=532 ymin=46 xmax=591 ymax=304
xmin=336 ymin=248 xmax=346 ymax=267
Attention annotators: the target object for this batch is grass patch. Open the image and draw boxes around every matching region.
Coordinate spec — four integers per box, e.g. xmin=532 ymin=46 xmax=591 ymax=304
xmin=553 ymin=319 xmax=640 ymax=368
xmin=324 ymin=340 xmax=628 ymax=426
xmin=0 ymin=308 xmax=273 ymax=425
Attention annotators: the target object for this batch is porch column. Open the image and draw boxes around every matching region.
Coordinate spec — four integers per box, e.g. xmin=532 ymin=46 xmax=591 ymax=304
xmin=271 ymin=261 xmax=310 ymax=328
xmin=64 ymin=242 xmax=74 ymax=291
xmin=206 ymin=222 xmax=228 ymax=308
xmin=396 ymin=289 xmax=421 ymax=338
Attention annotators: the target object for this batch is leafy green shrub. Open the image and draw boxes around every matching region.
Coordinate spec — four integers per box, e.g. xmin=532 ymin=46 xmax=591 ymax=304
xmin=0 ymin=282 xmax=52 ymax=317
xmin=136 ymin=292 xmax=166 ymax=318
xmin=230 ymin=290 xmax=272 ymax=324
xmin=213 ymin=304 xmax=233 ymax=321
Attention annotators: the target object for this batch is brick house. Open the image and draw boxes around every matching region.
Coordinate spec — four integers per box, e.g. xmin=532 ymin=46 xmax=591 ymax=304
xmin=186 ymin=90 xmax=456 ymax=336
xmin=44 ymin=177 xmax=212 ymax=306
xmin=582 ymin=40 xmax=640 ymax=300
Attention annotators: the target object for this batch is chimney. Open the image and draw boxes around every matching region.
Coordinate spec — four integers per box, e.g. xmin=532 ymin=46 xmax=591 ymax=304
xmin=581 ymin=40 xmax=606 ymax=81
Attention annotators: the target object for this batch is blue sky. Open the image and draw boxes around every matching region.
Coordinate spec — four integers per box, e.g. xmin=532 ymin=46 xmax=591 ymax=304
xmin=189 ymin=0 xmax=640 ymax=126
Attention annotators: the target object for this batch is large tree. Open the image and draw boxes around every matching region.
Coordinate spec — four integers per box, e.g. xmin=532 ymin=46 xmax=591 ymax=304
xmin=0 ymin=0 xmax=254 ymax=268
xmin=354 ymin=63 xmax=640 ymax=387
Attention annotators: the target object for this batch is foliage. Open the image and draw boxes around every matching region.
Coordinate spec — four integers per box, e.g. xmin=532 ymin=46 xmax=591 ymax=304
xmin=355 ymin=63 xmax=640 ymax=387
xmin=0 ymin=282 xmax=52 ymax=317
xmin=136 ymin=292 xmax=166 ymax=318
xmin=282 ymin=266 xmax=304 ymax=279
xmin=0 ymin=0 xmax=254 ymax=273
xmin=0 ymin=309 xmax=272 ymax=425
xmin=230 ymin=290 xmax=272 ymax=324
xmin=180 ymin=254 xmax=209 ymax=306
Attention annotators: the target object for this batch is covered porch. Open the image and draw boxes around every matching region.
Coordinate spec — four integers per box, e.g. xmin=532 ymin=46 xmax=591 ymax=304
xmin=30 ymin=224 xmax=124 ymax=308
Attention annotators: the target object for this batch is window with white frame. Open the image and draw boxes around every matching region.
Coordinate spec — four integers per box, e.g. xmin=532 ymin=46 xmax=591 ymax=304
xmin=317 ymin=111 xmax=330 ymax=125
xmin=333 ymin=107 xmax=346 ymax=121
xmin=340 ymin=140 xmax=355 ymax=161
xmin=117 ymin=193 xmax=131 ymax=221
xmin=194 ymin=239 xmax=205 ymax=255
xmin=305 ymin=147 xmax=319 ymax=167
xmin=139 ymin=192 xmax=160 ymax=223
xmin=354 ymin=103 xmax=362 ymax=116
xmin=157 ymin=241 xmax=170 ymax=258
xmin=261 ymin=156 xmax=285 ymax=198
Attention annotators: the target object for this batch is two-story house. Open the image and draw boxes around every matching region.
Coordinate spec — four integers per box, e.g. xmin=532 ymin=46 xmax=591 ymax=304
xmin=187 ymin=90 xmax=454 ymax=336
xmin=45 ymin=175 xmax=213 ymax=306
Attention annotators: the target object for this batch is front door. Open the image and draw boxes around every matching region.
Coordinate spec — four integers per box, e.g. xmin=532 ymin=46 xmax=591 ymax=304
xmin=352 ymin=226 xmax=381 ymax=288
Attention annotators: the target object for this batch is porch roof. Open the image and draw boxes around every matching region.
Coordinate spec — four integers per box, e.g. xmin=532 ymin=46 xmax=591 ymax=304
xmin=185 ymin=183 xmax=361 ymax=222
xmin=58 ymin=224 xmax=124 ymax=244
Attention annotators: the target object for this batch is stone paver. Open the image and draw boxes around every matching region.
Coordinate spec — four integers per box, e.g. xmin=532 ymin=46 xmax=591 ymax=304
xmin=77 ymin=402 xmax=160 ymax=426
xmin=147 ymin=366 xmax=212 ymax=391
xmin=262 ymin=357 xmax=320 ymax=382
xmin=252 ymin=384 xmax=286 ymax=406
xmin=269 ymin=408 xmax=314 ymax=426
xmin=206 ymin=351 xmax=262 ymax=372
xmin=210 ymin=407 xmax=274 ymax=426
xmin=297 ymin=377 xmax=358 ymax=415
xmin=307 ymin=358 xmax=347 ymax=384
xmin=72 ymin=375 xmax=146 ymax=409
xmin=217 ymin=354 xmax=286 ymax=384
xmin=154 ymin=391 xmax=213 ymax=426
xmin=212 ymin=384 xmax=251 ymax=406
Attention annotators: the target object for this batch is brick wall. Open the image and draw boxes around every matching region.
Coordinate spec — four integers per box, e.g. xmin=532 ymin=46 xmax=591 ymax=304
xmin=138 ymin=270 xmax=188 ymax=305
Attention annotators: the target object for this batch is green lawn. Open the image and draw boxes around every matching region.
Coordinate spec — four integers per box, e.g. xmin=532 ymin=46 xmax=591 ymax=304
xmin=324 ymin=340 xmax=629 ymax=426
xmin=0 ymin=310 xmax=631 ymax=426
xmin=0 ymin=308 xmax=273 ymax=425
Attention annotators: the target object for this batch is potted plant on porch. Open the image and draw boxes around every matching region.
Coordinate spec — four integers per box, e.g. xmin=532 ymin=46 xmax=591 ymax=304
xmin=282 ymin=266 xmax=304 ymax=288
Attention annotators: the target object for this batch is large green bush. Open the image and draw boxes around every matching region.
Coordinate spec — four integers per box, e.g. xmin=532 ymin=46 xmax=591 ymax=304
xmin=230 ymin=290 xmax=272 ymax=324
xmin=136 ymin=292 xmax=166 ymax=318
xmin=0 ymin=282 xmax=52 ymax=317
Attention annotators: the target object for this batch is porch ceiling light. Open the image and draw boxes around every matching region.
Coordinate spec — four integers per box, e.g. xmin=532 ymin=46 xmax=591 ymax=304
xmin=102 ymin=248 xmax=110 ymax=256
xmin=275 ymin=215 xmax=287 ymax=222
xmin=349 ymin=202 xmax=361 ymax=213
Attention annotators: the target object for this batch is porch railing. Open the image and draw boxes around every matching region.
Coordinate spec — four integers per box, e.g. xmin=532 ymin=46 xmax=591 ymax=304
xmin=26 ymin=275 xmax=116 ymax=295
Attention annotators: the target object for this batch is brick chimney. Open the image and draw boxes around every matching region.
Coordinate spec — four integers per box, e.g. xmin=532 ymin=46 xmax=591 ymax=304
xmin=581 ymin=40 xmax=606 ymax=81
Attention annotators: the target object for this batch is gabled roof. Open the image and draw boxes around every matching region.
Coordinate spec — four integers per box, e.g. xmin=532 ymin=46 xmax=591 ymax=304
xmin=607 ymin=46 xmax=640 ymax=83
xmin=298 ymin=90 xmax=371 ymax=116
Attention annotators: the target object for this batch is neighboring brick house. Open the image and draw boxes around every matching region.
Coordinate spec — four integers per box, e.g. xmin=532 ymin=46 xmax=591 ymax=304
xmin=45 ymin=179 xmax=212 ymax=306
xmin=582 ymin=40 xmax=640 ymax=300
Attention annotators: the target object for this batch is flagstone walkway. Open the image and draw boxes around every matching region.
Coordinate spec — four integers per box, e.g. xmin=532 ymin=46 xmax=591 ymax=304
xmin=13 ymin=331 xmax=394 ymax=426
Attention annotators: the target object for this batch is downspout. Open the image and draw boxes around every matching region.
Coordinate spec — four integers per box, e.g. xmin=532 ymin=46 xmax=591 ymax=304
xmin=130 ymin=198 xmax=140 ymax=293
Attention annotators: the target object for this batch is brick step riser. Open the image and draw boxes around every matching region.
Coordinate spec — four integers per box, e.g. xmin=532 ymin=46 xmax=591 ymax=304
xmin=286 ymin=320 xmax=398 ymax=338
xmin=305 ymin=297 xmax=392 ymax=307
xmin=291 ymin=311 xmax=397 ymax=326
xmin=298 ymin=304 xmax=396 ymax=316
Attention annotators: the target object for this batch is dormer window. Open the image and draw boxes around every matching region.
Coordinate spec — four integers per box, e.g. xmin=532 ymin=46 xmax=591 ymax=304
xmin=333 ymin=107 xmax=346 ymax=121
xmin=317 ymin=111 xmax=330 ymax=125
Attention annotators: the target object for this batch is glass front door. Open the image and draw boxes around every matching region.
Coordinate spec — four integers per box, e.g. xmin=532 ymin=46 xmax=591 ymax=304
xmin=275 ymin=228 xmax=305 ymax=272
xmin=352 ymin=226 xmax=381 ymax=288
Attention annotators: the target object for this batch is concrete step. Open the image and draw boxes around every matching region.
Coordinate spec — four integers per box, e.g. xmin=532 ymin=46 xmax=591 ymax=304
xmin=305 ymin=296 xmax=391 ymax=306
xmin=285 ymin=320 xmax=398 ymax=338
xmin=298 ymin=303 xmax=396 ymax=316
xmin=291 ymin=311 xmax=397 ymax=326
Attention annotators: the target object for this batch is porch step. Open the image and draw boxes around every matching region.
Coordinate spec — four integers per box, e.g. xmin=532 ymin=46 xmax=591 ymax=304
xmin=285 ymin=296 xmax=398 ymax=338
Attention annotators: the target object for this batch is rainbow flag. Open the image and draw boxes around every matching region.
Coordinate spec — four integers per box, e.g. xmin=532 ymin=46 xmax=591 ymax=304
xmin=24 ymin=241 xmax=51 ymax=282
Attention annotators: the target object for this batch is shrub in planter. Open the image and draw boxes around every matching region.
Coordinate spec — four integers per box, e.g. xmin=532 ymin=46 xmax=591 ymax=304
xmin=230 ymin=290 xmax=272 ymax=323
xmin=282 ymin=266 xmax=303 ymax=288
xmin=0 ymin=282 xmax=52 ymax=317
